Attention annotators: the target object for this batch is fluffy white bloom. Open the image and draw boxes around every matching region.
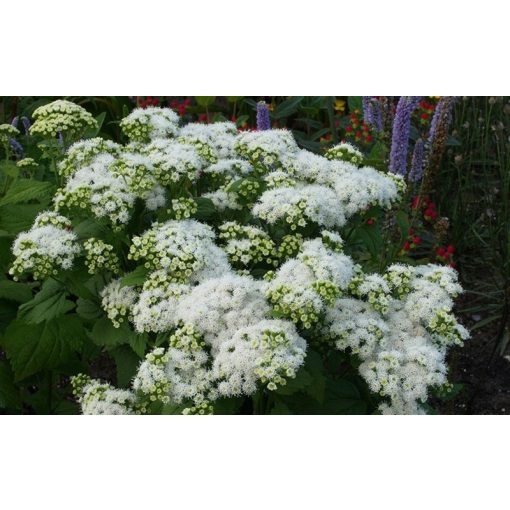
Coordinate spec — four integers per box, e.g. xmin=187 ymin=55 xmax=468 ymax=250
xmin=54 ymin=153 xmax=136 ymax=228
xmin=327 ymin=165 xmax=401 ymax=217
xmin=132 ymin=348 xmax=171 ymax=405
xmin=326 ymin=141 xmax=364 ymax=165
xmin=235 ymin=129 xmax=298 ymax=170
xmin=323 ymin=298 xmax=389 ymax=356
xmin=101 ymin=279 xmax=138 ymax=328
xmin=176 ymin=274 xmax=270 ymax=345
xmin=73 ymin=376 xmax=136 ymax=415
xmin=202 ymin=189 xmax=242 ymax=211
xmin=298 ymin=238 xmax=355 ymax=290
xmin=128 ymin=219 xmax=231 ymax=283
xmin=120 ymin=107 xmax=179 ymax=142
xmin=253 ymin=185 xmax=347 ymax=229
xmin=203 ymin=158 xmax=253 ymax=180
xmin=144 ymin=140 xmax=205 ymax=185
xmin=212 ymin=319 xmax=306 ymax=396
xmin=59 ymin=137 xmax=121 ymax=177
xmin=10 ymin=212 xmax=80 ymax=280
xmin=179 ymin=122 xmax=237 ymax=161
xmin=282 ymin=149 xmax=333 ymax=183
xmin=132 ymin=272 xmax=190 ymax=333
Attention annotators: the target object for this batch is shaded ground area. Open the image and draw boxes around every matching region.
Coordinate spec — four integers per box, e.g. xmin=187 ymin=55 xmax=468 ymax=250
xmin=434 ymin=309 xmax=510 ymax=415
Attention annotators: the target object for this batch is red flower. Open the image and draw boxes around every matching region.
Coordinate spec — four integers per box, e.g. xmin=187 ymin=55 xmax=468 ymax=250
xmin=345 ymin=126 xmax=353 ymax=133
xmin=367 ymin=218 xmax=375 ymax=225
xmin=447 ymin=245 xmax=455 ymax=254
xmin=412 ymin=236 xmax=421 ymax=245
xmin=403 ymin=241 xmax=411 ymax=251
xmin=436 ymin=248 xmax=446 ymax=257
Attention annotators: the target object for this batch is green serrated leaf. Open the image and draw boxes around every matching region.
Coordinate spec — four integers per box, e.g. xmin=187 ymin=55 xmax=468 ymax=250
xmin=120 ymin=265 xmax=148 ymax=287
xmin=18 ymin=279 xmax=75 ymax=324
xmin=90 ymin=318 xmax=139 ymax=349
xmin=1 ymin=316 xmax=86 ymax=381
xmin=0 ymin=179 xmax=54 ymax=207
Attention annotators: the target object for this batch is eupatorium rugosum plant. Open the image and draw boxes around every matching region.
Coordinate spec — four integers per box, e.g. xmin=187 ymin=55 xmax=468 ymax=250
xmin=8 ymin=102 xmax=469 ymax=415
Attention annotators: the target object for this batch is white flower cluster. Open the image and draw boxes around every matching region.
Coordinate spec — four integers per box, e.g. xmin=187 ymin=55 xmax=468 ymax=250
xmin=128 ymin=219 xmax=230 ymax=283
xmin=120 ymin=107 xmax=180 ymax=142
xmin=0 ymin=123 xmax=20 ymax=144
xmin=83 ymin=237 xmax=120 ymax=275
xmin=234 ymin=129 xmax=298 ymax=172
xmin=9 ymin=211 xmax=80 ymax=280
xmin=100 ymin=279 xmax=138 ymax=328
xmin=178 ymin=122 xmax=237 ymax=162
xmin=325 ymin=141 xmax=364 ymax=165
xmin=218 ymin=221 xmax=277 ymax=268
xmin=58 ymin=137 xmax=121 ymax=177
xmin=143 ymin=140 xmax=205 ymax=186
xmin=320 ymin=264 xmax=469 ymax=413
xmin=253 ymin=185 xmax=347 ymax=230
xmin=71 ymin=374 xmax=137 ymax=415
xmin=29 ymin=100 xmax=97 ymax=140
xmin=9 ymin=101 xmax=467 ymax=415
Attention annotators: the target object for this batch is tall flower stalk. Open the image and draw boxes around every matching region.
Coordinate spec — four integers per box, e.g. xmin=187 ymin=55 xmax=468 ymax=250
xmin=362 ymin=96 xmax=383 ymax=132
xmin=389 ymin=96 xmax=422 ymax=176
xmin=256 ymin=101 xmax=271 ymax=131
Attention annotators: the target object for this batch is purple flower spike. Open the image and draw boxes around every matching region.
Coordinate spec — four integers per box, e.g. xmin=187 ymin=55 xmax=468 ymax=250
xmin=408 ymin=139 xmax=425 ymax=183
xmin=429 ymin=97 xmax=455 ymax=144
xmin=389 ymin=96 xmax=422 ymax=176
xmin=256 ymin=101 xmax=271 ymax=131
xmin=11 ymin=116 xmax=19 ymax=128
xmin=9 ymin=138 xmax=24 ymax=159
xmin=362 ymin=97 xmax=383 ymax=132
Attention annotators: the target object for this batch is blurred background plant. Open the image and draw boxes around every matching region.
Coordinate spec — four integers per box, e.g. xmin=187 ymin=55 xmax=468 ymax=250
xmin=435 ymin=98 xmax=509 ymax=356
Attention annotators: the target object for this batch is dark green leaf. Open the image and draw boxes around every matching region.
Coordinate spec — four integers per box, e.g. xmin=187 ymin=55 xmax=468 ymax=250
xmin=0 ymin=161 xmax=19 ymax=179
xmin=111 ymin=345 xmax=140 ymax=388
xmin=272 ymin=96 xmax=305 ymax=119
xmin=0 ymin=280 xmax=33 ymax=303
xmin=0 ymin=179 xmax=54 ymax=207
xmin=76 ymin=297 xmax=102 ymax=321
xmin=0 ymin=203 xmax=46 ymax=234
xmin=120 ymin=265 xmax=149 ymax=287
xmin=18 ymin=279 xmax=75 ymax=324
xmin=0 ymin=360 xmax=21 ymax=410
xmin=2 ymin=316 xmax=86 ymax=381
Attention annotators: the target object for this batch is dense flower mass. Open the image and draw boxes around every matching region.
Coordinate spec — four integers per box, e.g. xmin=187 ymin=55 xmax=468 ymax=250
xmin=29 ymin=100 xmax=97 ymax=141
xmin=10 ymin=102 xmax=468 ymax=415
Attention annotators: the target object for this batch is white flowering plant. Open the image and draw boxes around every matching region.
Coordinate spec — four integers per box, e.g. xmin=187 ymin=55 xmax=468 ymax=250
xmin=0 ymin=101 xmax=468 ymax=415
